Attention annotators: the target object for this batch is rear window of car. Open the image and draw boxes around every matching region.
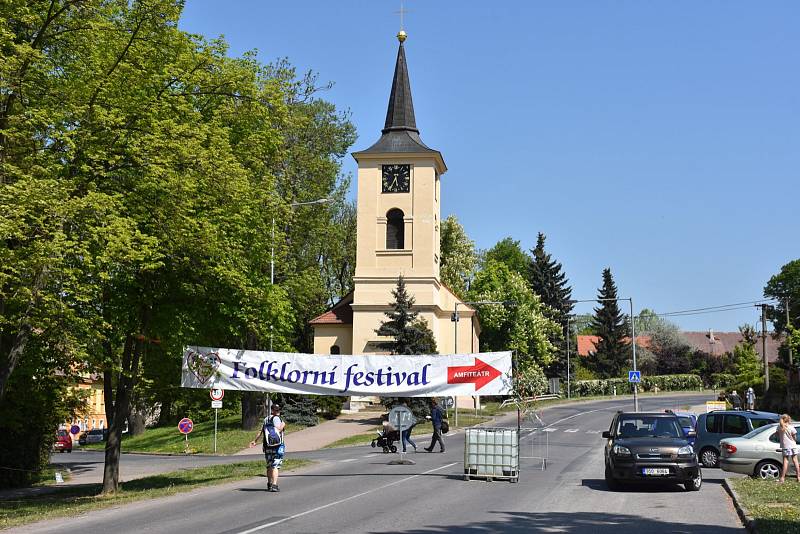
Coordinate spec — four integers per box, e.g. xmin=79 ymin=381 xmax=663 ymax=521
xmin=57 ymin=430 xmax=68 ymax=437
xmin=705 ymin=414 xmax=717 ymax=433
xmin=743 ymin=424 xmax=776 ymax=439
xmin=723 ymin=414 xmax=748 ymax=435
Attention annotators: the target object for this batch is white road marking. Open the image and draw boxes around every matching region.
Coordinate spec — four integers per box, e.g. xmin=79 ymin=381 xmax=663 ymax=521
xmin=236 ymin=462 xmax=459 ymax=533
xmin=542 ymin=428 xmax=558 ymax=432
xmin=563 ymin=428 xmax=580 ymax=433
xmin=586 ymin=430 xmax=604 ymax=434
xmin=520 ymin=403 xmax=627 ymax=442
xmin=362 ymin=453 xmax=380 ymax=458
xmin=340 ymin=458 xmax=358 ymax=463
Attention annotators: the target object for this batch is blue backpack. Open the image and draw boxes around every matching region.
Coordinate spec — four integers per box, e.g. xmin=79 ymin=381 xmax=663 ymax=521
xmin=262 ymin=416 xmax=283 ymax=448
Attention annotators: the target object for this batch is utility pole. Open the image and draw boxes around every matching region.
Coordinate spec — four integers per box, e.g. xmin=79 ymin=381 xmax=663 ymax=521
xmin=787 ymin=297 xmax=793 ymax=367
xmin=757 ymin=303 xmax=769 ymax=392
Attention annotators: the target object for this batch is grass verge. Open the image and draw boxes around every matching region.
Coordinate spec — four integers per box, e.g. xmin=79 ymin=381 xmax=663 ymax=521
xmin=731 ymin=478 xmax=800 ymax=534
xmin=82 ymin=415 xmax=306 ymax=455
xmin=0 ymin=459 xmax=310 ymax=530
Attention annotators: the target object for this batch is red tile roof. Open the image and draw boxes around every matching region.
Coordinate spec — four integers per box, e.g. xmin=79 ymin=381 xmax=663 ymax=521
xmin=309 ymin=292 xmax=353 ymax=325
xmin=576 ymin=331 xmax=783 ymax=362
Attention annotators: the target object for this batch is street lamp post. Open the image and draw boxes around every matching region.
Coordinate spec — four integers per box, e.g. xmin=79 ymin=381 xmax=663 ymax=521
xmin=452 ymin=300 xmax=512 ymax=428
xmin=567 ymin=297 xmax=638 ymax=411
xmin=270 ymin=198 xmax=329 ymax=350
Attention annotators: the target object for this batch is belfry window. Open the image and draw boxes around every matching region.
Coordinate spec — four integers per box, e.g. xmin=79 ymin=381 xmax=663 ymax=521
xmin=386 ymin=208 xmax=405 ymax=249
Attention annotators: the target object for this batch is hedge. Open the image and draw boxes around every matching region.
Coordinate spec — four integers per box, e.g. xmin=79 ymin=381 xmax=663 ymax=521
xmin=572 ymin=374 xmax=703 ymax=398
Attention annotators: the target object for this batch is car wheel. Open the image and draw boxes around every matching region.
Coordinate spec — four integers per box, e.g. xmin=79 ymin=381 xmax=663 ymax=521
xmin=754 ymin=460 xmax=781 ymax=480
xmin=685 ymin=470 xmax=702 ymax=491
xmin=699 ymin=448 xmax=719 ymax=468
xmin=604 ymin=463 xmax=620 ymax=491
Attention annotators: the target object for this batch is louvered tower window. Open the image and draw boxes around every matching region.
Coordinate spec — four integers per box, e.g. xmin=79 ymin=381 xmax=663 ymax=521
xmin=386 ymin=208 xmax=405 ymax=249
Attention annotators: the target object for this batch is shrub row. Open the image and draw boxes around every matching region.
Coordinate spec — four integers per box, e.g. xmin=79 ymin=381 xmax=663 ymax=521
xmin=571 ymin=374 xmax=703 ymax=397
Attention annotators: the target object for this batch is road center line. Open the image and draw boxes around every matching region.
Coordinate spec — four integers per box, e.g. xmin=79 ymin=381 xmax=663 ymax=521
xmin=236 ymin=462 xmax=459 ymax=534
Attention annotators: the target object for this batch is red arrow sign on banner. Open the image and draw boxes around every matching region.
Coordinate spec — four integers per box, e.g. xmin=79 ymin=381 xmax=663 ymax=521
xmin=446 ymin=358 xmax=502 ymax=391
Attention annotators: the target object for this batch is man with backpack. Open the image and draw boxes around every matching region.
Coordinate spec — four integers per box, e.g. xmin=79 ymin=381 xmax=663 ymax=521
xmin=249 ymin=402 xmax=286 ymax=492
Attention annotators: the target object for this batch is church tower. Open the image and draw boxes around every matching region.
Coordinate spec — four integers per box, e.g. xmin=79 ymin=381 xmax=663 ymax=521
xmin=311 ymin=31 xmax=478 ymax=360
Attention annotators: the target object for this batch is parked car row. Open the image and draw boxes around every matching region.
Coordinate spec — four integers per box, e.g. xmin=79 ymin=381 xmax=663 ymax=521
xmin=53 ymin=428 xmax=108 ymax=452
xmin=601 ymin=407 xmax=785 ymax=492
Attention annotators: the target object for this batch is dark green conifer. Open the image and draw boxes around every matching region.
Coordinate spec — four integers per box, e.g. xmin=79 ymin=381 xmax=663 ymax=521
xmin=588 ymin=268 xmax=630 ymax=378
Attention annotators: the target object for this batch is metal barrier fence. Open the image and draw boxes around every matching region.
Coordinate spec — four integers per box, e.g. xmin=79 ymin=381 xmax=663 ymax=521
xmin=463 ymin=427 xmax=519 ymax=482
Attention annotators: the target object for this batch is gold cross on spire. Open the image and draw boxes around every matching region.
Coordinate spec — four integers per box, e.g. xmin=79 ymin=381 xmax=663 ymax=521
xmin=395 ymin=1 xmax=409 ymax=42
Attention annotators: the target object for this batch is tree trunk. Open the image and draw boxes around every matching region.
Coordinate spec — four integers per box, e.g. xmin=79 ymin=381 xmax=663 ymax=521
xmin=102 ymin=305 xmax=149 ymax=494
xmin=127 ymin=400 xmax=147 ymax=436
xmin=241 ymin=392 xmax=265 ymax=430
xmin=157 ymin=396 xmax=173 ymax=426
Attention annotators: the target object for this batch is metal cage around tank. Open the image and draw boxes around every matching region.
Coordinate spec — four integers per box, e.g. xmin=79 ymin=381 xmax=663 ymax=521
xmin=463 ymin=427 xmax=519 ymax=482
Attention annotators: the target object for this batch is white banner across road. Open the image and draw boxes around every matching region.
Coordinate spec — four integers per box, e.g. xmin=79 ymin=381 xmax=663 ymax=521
xmin=181 ymin=347 xmax=512 ymax=397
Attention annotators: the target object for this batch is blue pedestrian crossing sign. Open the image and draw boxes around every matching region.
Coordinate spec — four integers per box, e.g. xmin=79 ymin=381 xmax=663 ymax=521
xmin=628 ymin=370 xmax=641 ymax=383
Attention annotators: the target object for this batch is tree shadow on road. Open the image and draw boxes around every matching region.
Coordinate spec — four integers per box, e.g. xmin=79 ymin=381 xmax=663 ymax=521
xmin=373 ymin=510 xmax=742 ymax=533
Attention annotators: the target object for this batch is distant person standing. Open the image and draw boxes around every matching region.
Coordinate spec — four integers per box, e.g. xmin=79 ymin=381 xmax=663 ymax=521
xmin=424 ymin=398 xmax=445 ymax=453
xmin=249 ymin=403 xmax=286 ymax=492
xmin=777 ymin=414 xmax=800 ymax=483
xmin=728 ymin=390 xmax=742 ymax=410
xmin=745 ymin=387 xmax=756 ymax=410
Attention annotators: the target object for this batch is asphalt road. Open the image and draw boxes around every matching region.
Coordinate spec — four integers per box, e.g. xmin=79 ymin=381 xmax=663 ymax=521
xmin=21 ymin=393 xmax=745 ymax=533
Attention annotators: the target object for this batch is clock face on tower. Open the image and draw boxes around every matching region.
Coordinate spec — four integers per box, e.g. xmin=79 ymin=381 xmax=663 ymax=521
xmin=381 ymin=164 xmax=410 ymax=193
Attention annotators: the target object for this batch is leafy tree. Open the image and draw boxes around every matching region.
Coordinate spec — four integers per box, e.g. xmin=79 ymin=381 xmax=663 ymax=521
xmin=0 ymin=0 xmax=355 ymax=493
xmin=764 ymin=259 xmax=799 ymax=365
xmin=483 ymin=237 xmax=530 ymax=279
xmin=528 ymin=233 xmax=574 ymax=380
xmin=733 ymin=325 xmax=763 ymax=391
xmin=468 ymin=260 xmax=559 ymax=368
xmin=646 ymin=317 xmax=693 ymax=375
xmin=439 ymin=215 xmax=478 ymax=299
xmin=587 ymin=268 xmax=629 ymax=378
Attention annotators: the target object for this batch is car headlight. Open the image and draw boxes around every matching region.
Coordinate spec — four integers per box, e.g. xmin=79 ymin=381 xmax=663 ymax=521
xmin=677 ymin=445 xmax=694 ymax=457
xmin=612 ymin=444 xmax=632 ymax=457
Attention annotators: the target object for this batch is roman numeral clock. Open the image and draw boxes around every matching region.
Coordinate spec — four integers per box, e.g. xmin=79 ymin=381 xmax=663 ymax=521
xmin=382 ymin=164 xmax=410 ymax=193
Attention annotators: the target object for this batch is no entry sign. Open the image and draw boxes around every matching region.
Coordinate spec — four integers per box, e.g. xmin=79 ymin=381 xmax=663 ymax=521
xmin=178 ymin=418 xmax=193 ymax=434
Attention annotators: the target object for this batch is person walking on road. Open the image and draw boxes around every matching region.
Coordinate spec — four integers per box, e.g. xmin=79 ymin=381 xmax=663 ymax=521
xmin=745 ymin=387 xmax=756 ymax=410
xmin=249 ymin=403 xmax=286 ymax=492
xmin=424 ymin=398 xmax=445 ymax=453
xmin=728 ymin=390 xmax=742 ymax=410
xmin=777 ymin=414 xmax=800 ymax=483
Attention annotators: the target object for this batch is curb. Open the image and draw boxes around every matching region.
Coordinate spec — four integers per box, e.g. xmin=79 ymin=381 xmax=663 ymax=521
xmin=722 ymin=478 xmax=757 ymax=533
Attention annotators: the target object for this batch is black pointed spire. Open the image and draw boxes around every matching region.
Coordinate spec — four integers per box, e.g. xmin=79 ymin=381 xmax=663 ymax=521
xmin=353 ymin=32 xmax=445 ymax=171
xmin=383 ymin=41 xmax=418 ymax=134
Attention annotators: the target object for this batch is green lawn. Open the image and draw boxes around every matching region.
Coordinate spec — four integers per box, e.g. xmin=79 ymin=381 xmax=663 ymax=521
xmin=731 ymin=478 xmax=800 ymax=534
xmin=0 ymin=459 xmax=310 ymax=530
xmin=82 ymin=415 xmax=306 ymax=455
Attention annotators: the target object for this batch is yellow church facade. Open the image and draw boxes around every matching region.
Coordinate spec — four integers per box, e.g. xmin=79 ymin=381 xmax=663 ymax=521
xmin=310 ymin=32 xmax=479 ymax=363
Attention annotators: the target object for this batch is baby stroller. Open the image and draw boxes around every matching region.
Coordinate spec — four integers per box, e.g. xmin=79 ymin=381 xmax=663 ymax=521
xmin=371 ymin=426 xmax=400 ymax=453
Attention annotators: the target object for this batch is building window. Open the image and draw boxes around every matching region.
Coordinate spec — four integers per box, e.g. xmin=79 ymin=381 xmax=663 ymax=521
xmin=386 ymin=208 xmax=404 ymax=249
xmin=330 ymin=345 xmax=340 ymax=355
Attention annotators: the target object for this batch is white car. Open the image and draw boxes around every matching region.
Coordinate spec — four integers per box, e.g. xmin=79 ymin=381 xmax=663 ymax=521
xmin=720 ymin=423 xmax=800 ymax=479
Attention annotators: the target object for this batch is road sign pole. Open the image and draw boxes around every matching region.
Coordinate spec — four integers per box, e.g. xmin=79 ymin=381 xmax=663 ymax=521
xmin=630 ymin=298 xmax=638 ymax=412
xmin=214 ymin=408 xmax=218 ymax=454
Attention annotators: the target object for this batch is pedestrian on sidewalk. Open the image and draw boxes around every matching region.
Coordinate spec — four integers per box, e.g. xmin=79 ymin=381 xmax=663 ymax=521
xmin=745 ymin=387 xmax=756 ymax=410
xmin=398 ymin=402 xmax=418 ymax=452
xmin=249 ymin=403 xmax=286 ymax=492
xmin=424 ymin=398 xmax=445 ymax=453
xmin=777 ymin=414 xmax=800 ymax=483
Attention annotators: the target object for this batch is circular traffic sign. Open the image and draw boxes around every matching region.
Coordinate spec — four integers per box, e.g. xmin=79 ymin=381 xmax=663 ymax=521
xmin=389 ymin=405 xmax=415 ymax=429
xmin=70 ymin=425 xmax=80 ymax=435
xmin=178 ymin=418 xmax=193 ymax=434
xmin=210 ymin=388 xmax=224 ymax=401
xmin=444 ymin=396 xmax=455 ymax=408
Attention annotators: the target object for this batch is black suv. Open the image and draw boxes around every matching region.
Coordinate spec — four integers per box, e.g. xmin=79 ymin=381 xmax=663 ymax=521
xmin=603 ymin=411 xmax=702 ymax=491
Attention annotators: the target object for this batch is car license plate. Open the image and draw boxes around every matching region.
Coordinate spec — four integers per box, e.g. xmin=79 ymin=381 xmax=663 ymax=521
xmin=642 ymin=468 xmax=670 ymax=476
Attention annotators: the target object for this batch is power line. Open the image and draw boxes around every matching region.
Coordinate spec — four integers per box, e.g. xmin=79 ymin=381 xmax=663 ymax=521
xmin=653 ymin=299 xmax=777 ymax=318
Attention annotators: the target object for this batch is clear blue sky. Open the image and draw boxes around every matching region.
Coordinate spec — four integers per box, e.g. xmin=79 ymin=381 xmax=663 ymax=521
xmin=180 ymin=1 xmax=799 ymax=332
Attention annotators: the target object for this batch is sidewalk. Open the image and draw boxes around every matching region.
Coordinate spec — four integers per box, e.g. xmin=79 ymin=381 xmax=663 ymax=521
xmin=234 ymin=411 xmax=383 ymax=455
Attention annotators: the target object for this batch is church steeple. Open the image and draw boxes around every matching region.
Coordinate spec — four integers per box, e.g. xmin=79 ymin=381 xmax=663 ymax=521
xmin=353 ymin=32 xmax=444 ymax=166
xmin=383 ymin=37 xmax=417 ymax=134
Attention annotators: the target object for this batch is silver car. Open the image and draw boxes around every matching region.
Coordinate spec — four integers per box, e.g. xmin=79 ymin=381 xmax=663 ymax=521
xmin=720 ymin=423 xmax=800 ymax=479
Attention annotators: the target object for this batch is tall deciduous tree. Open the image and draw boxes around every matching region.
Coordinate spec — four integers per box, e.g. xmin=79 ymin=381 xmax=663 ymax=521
xmin=528 ymin=233 xmax=574 ymax=380
xmin=439 ymin=215 xmax=477 ymax=299
xmin=483 ymin=237 xmax=530 ymax=279
xmin=764 ymin=259 xmax=800 ymax=337
xmin=588 ymin=268 xmax=629 ymax=378
xmin=468 ymin=260 xmax=559 ymax=368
